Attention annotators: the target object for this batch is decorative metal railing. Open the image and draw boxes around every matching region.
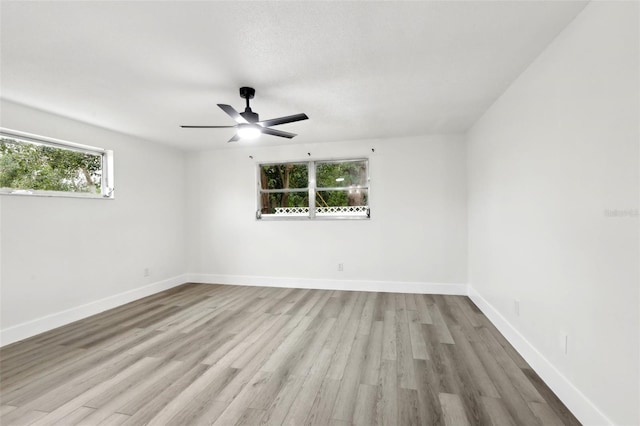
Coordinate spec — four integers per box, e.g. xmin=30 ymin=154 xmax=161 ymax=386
xmin=273 ymin=206 xmax=369 ymax=215
xmin=273 ymin=207 xmax=309 ymax=215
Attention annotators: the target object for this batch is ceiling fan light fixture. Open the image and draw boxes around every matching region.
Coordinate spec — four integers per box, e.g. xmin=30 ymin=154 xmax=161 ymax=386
xmin=237 ymin=124 xmax=261 ymax=140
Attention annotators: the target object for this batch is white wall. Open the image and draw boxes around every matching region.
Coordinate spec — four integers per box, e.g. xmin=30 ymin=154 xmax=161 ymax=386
xmin=0 ymin=100 xmax=187 ymax=343
xmin=467 ymin=2 xmax=639 ymax=425
xmin=186 ymin=135 xmax=467 ymax=291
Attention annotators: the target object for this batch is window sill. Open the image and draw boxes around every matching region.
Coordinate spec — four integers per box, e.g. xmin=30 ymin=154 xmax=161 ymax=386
xmin=0 ymin=189 xmax=114 ymax=200
xmin=258 ymin=215 xmax=370 ymax=221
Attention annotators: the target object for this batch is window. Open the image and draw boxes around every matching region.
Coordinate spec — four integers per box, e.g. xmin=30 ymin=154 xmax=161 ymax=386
xmin=0 ymin=128 xmax=114 ymax=198
xmin=258 ymin=158 xmax=369 ymax=219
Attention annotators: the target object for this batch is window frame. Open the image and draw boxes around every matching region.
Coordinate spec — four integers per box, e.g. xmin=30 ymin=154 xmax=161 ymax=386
xmin=0 ymin=128 xmax=114 ymax=199
xmin=256 ymin=157 xmax=370 ymax=221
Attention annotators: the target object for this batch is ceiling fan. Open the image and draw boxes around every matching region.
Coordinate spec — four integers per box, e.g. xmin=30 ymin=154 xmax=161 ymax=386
xmin=181 ymin=87 xmax=309 ymax=142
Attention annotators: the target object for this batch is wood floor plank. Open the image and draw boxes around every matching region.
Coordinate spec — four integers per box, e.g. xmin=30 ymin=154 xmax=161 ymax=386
xmin=303 ymin=378 xmax=340 ymax=426
xmin=209 ymin=371 xmax=271 ymax=426
xmin=398 ymin=387 xmax=421 ymax=425
xmin=395 ymin=311 xmax=418 ymax=389
xmin=395 ymin=294 xmax=408 ymax=322
xmin=382 ymin=292 xmax=395 ymax=313
xmin=304 ymin=290 xmax=333 ymax=318
xmin=0 ymin=339 xmax=44 ymax=363
xmin=2 ymin=348 xmax=118 ymax=406
xmin=9 ymin=409 xmax=48 ymax=425
xmin=360 ymin=320 xmax=383 ymax=386
xmin=351 ymin=384 xmax=376 ymax=426
xmin=214 ymin=316 xmax=312 ymax=403
xmin=448 ymin=326 xmax=500 ymax=398
xmin=98 ymin=328 xmax=160 ymax=354
xmin=116 ymin=360 xmax=192 ymax=416
xmin=82 ymin=360 xmax=186 ymax=424
xmin=319 ymin=296 xmax=343 ymax=319
xmin=529 ymin=401 xmax=565 ymax=426
xmin=453 ymin=297 xmax=483 ymax=328
xmin=478 ymin=327 xmax=544 ymax=403
xmin=429 ymin=302 xmax=455 ymax=344
xmin=331 ymin=332 xmax=369 ymax=421
xmin=521 ymin=367 xmax=581 ymax=426
xmin=141 ymin=362 xmax=235 ymax=425
xmin=0 ymin=284 xmax=580 ymax=426
xmin=0 ymin=346 xmax=88 ymax=396
xmin=260 ymin=316 xmax=314 ymax=372
xmin=357 ymin=292 xmax=377 ymax=335
xmin=161 ymin=375 xmax=235 ymax=426
xmin=405 ymin=293 xmax=418 ymax=312
xmin=381 ymin=309 xmax=397 ymax=360
xmin=325 ymin=293 xmax=367 ymax=380
xmin=235 ymin=408 xmax=266 ymax=426
xmin=2 ymin=352 xmax=143 ymax=423
xmin=30 ymin=356 xmax=158 ymax=426
xmin=439 ymin=392 xmax=470 ymax=426
xmin=0 ymin=405 xmax=18 ymax=416
xmin=121 ymin=371 xmax=210 ymax=423
xmin=375 ymin=359 xmax=398 ymax=426
xmin=415 ymin=294 xmax=434 ymax=324
xmin=407 ymin=310 xmax=429 ymax=360
xmin=52 ymin=406 xmax=94 ymax=425
xmin=414 ymin=359 xmax=445 ymax=425
xmin=0 ymin=343 xmax=82 ymax=383
xmin=289 ymin=317 xmax=337 ymax=377
xmin=201 ymin=313 xmax=276 ymax=366
xmin=259 ymin=375 xmax=306 ymax=425
xmin=281 ymin=348 xmax=334 ymax=426
xmin=84 ymin=357 xmax=167 ymax=409
xmin=219 ymin=315 xmax=291 ymax=370
xmin=441 ymin=342 xmax=493 ymax=425
xmin=481 ymin=395 xmax=517 ymax=426
xmin=479 ymin=315 xmax=530 ymax=369
xmin=470 ymin=338 xmax=542 ymax=425
xmin=95 ymin=412 xmax=130 ymax=426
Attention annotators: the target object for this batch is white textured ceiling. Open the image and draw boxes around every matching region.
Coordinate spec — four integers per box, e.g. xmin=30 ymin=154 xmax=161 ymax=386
xmin=0 ymin=1 xmax=587 ymax=150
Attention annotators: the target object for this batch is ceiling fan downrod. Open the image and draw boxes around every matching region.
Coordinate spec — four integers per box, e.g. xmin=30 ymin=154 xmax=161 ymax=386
xmin=239 ymin=87 xmax=258 ymax=122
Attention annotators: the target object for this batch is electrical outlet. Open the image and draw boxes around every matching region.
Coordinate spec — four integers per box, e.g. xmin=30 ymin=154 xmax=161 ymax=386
xmin=144 ymin=268 xmax=150 ymax=277
xmin=560 ymin=333 xmax=569 ymax=355
xmin=338 ymin=263 xmax=344 ymax=272
xmin=514 ymin=299 xmax=520 ymax=317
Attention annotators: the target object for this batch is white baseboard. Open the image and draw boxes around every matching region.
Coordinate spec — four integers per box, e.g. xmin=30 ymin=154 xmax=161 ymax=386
xmin=0 ymin=274 xmax=188 ymax=347
xmin=187 ymin=273 xmax=468 ymax=295
xmin=467 ymin=286 xmax=612 ymax=426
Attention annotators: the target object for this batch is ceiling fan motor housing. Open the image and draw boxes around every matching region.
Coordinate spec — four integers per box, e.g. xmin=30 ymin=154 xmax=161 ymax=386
xmin=241 ymin=110 xmax=259 ymax=123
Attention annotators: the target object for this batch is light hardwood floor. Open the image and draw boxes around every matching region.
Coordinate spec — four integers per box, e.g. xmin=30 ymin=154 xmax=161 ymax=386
xmin=0 ymin=284 xmax=580 ymax=425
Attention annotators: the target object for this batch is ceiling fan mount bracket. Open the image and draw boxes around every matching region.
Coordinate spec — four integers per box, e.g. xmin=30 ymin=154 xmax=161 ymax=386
xmin=239 ymin=87 xmax=255 ymax=100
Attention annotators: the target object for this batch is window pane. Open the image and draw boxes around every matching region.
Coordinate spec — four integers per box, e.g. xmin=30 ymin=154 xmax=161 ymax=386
xmin=316 ymin=160 xmax=367 ymax=188
xmin=260 ymin=191 xmax=309 ymax=215
xmin=0 ymin=136 xmax=102 ymax=194
xmin=316 ymin=189 xmax=369 ymax=216
xmin=260 ymin=163 xmax=308 ymax=190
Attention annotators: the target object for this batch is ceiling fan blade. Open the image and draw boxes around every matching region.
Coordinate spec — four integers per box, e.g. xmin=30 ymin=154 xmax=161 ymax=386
xmin=181 ymin=125 xmax=236 ymax=128
xmin=257 ymin=113 xmax=308 ymax=127
xmin=228 ymin=134 xmax=240 ymax=143
xmin=218 ymin=104 xmax=248 ymax=124
xmin=261 ymin=127 xmax=297 ymax=139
